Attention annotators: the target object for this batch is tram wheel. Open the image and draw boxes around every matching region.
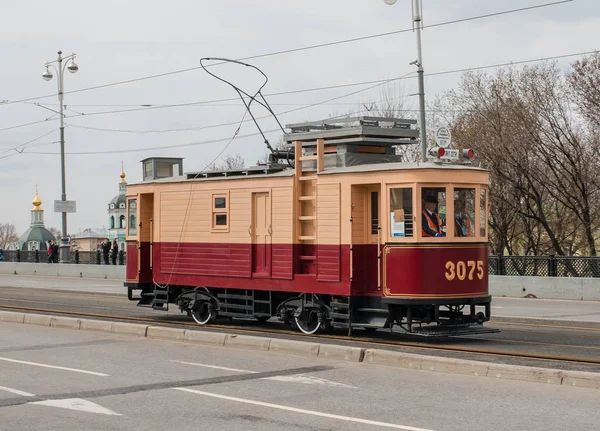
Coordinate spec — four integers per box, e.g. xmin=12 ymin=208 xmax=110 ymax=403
xmin=191 ymin=301 xmax=215 ymax=325
xmin=294 ymin=308 xmax=321 ymax=335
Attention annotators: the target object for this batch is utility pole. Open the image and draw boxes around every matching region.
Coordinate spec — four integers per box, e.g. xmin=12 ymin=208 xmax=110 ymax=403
xmin=384 ymin=0 xmax=428 ymax=162
xmin=42 ymin=50 xmax=79 ymax=263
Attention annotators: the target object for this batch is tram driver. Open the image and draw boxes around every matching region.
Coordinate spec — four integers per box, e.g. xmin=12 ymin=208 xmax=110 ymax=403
xmin=422 ymin=194 xmax=445 ymax=237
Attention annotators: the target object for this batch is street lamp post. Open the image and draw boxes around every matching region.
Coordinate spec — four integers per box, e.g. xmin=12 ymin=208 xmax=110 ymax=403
xmin=42 ymin=50 xmax=79 ymax=264
xmin=384 ymin=0 xmax=427 ymax=162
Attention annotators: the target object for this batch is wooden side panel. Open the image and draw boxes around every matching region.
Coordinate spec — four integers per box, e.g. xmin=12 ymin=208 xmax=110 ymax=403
xmin=272 ymin=187 xmax=293 ymax=279
xmin=159 ymin=188 xmax=251 ymax=244
xmin=156 ymin=242 xmax=251 ymax=278
xmin=317 ymin=183 xmax=340 ymax=282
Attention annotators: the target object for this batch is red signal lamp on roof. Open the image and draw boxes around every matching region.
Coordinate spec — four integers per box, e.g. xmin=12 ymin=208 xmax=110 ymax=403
xmin=429 ymin=147 xmax=445 ymax=159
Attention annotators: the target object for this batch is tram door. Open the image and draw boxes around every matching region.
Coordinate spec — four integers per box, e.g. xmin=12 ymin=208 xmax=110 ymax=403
xmin=366 ymin=185 xmax=382 ymax=294
xmin=351 ymin=185 xmax=381 ymax=295
xmin=252 ymin=192 xmax=272 ymax=278
xmin=137 ymin=193 xmax=154 ymax=284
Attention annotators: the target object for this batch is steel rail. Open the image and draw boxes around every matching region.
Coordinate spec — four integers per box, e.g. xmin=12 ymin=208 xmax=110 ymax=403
xmin=1 ymin=304 xmax=599 ymax=366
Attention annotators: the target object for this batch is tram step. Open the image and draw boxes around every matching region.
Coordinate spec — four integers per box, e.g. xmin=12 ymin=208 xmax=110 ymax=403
xmin=331 ymin=302 xmax=349 ymax=309
xmin=331 ymin=312 xmax=350 ymax=320
xmin=152 ymin=298 xmax=168 ymax=304
xmin=253 ymin=300 xmax=271 ymax=304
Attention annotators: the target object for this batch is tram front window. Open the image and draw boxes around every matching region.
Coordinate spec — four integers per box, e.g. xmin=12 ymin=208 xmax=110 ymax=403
xmin=454 ymin=188 xmax=476 ymax=237
xmin=421 ymin=188 xmax=446 ymax=238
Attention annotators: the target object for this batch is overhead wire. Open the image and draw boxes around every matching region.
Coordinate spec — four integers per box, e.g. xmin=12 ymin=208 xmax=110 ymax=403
xmin=52 ymin=49 xmax=598 ymax=135
xmin=5 ymin=47 xmax=596 ymax=156
xmin=27 ymin=70 xmax=414 ymax=156
xmin=0 ymin=0 xmax=575 ymax=108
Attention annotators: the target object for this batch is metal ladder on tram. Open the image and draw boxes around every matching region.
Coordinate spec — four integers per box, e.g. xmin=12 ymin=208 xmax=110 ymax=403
xmin=294 ymin=138 xmax=325 ymax=271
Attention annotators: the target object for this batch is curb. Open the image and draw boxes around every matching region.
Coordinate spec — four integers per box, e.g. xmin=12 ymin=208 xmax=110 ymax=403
xmin=1 ymin=310 xmax=599 ymax=390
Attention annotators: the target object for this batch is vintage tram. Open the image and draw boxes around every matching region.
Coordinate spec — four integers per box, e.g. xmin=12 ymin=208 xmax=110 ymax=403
xmin=125 ymin=117 xmax=496 ymax=336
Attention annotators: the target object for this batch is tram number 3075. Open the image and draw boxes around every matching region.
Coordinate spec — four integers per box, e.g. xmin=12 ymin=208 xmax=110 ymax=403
xmin=445 ymin=260 xmax=485 ymax=281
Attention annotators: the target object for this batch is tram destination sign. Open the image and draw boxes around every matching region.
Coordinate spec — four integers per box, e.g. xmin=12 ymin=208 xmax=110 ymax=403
xmin=54 ymin=200 xmax=77 ymax=213
xmin=435 ymin=127 xmax=451 ymax=148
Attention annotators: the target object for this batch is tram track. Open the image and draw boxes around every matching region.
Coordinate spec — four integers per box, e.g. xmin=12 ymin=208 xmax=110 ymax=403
xmin=2 ymin=301 xmax=600 ymax=372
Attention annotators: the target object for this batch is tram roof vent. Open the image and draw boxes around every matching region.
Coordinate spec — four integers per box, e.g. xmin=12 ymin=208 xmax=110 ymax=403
xmin=141 ymin=157 xmax=184 ymax=181
xmin=282 ymin=116 xmax=419 ymax=169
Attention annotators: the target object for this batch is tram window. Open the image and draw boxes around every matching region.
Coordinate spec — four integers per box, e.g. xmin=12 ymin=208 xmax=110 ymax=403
xmin=211 ymin=193 xmax=229 ymax=231
xmin=371 ymin=191 xmax=379 ymax=234
xmin=454 ymin=188 xmax=476 ymax=237
xmin=421 ymin=188 xmax=446 ymax=237
xmin=480 ymin=188 xmax=487 ymax=237
xmin=389 ymin=188 xmax=413 ymax=238
xmin=128 ymin=200 xmax=137 ymax=236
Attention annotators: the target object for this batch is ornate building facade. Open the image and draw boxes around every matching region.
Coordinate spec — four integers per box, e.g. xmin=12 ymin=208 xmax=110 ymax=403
xmin=107 ymin=167 xmax=127 ymax=251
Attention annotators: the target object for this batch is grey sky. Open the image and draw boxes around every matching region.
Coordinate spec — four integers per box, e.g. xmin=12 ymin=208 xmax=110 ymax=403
xmin=0 ymin=0 xmax=597 ymax=235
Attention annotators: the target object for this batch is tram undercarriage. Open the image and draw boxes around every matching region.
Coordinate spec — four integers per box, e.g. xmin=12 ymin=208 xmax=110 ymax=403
xmin=127 ymin=284 xmax=498 ymax=337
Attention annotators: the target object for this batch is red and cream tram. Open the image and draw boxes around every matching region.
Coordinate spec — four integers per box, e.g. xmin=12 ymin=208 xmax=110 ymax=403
xmin=124 ymin=117 xmax=496 ymax=336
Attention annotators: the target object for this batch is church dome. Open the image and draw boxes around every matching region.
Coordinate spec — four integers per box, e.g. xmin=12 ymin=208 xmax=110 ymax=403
xmin=19 ymin=227 xmax=56 ymax=251
xmin=19 ymin=186 xmax=56 ymax=251
xmin=109 ymin=194 xmax=127 ymax=209
xmin=32 ymin=189 xmax=42 ymax=211
xmin=109 ymin=165 xmax=127 ymax=210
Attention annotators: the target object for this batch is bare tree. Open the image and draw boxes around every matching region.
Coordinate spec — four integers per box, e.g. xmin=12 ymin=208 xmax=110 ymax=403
xmin=569 ymin=52 xmax=600 ymax=127
xmin=0 ymin=223 xmax=19 ymax=249
xmin=219 ymin=153 xmax=245 ymax=170
xmin=441 ymin=62 xmax=600 ymax=256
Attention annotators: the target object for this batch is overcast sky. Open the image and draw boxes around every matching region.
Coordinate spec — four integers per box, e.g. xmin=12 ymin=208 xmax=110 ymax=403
xmin=0 ymin=0 xmax=597 ymax=235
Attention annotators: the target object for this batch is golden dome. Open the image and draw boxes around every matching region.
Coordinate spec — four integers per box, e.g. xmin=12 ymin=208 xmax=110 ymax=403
xmin=32 ymin=185 xmax=42 ymax=211
xmin=120 ymin=162 xmax=126 ymax=184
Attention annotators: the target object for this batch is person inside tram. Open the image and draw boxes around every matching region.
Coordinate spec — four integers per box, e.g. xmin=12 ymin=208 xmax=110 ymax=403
xmin=422 ymin=195 xmax=445 ymax=237
xmin=454 ymin=197 xmax=474 ymax=237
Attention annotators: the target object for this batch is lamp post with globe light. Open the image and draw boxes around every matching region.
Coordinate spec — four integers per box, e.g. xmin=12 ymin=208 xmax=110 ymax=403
xmin=383 ymin=0 xmax=427 ymax=162
xmin=42 ymin=50 xmax=79 ymax=263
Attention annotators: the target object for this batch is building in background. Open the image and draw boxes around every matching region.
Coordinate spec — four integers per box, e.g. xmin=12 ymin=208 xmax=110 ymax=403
xmin=15 ymin=186 xmax=56 ymax=252
xmin=107 ymin=166 xmax=127 ymax=251
xmin=70 ymin=228 xmax=108 ymax=252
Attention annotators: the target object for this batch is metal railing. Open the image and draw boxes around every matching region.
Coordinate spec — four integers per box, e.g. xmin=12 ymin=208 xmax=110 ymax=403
xmin=1 ymin=249 xmax=126 ymax=266
xmin=489 ymin=255 xmax=600 ymax=278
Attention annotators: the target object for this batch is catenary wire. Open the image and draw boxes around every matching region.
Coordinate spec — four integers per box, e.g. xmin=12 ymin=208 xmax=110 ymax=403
xmin=2 ymin=48 xmax=595 ymax=157
xmin=54 ymin=49 xmax=598 ymax=135
xmin=0 ymin=0 xmax=574 ymax=108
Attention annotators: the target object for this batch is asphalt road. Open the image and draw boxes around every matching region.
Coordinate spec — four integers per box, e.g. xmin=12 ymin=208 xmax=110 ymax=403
xmin=1 ymin=278 xmax=600 ymax=372
xmin=1 ymin=273 xmax=600 ymax=322
xmin=0 ymin=323 xmax=598 ymax=431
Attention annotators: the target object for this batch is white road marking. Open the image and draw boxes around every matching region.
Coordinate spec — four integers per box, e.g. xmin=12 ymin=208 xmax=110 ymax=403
xmin=174 ymin=388 xmax=435 ymax=430
xmin=30 ymin=398 xmax=121 ymax=416
xmin=0 ymin=357 xmax=109 ymax=377
xmin=491 ymin=306 xmax=504 ymax=309
xmin=0 ymin=385 xmax=35 ymax=397
xmin=171 ymin=360 xmax=355 ymax=388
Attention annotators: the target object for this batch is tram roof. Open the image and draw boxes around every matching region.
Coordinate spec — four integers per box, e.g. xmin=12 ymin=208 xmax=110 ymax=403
xmin=130 ymin=160 xmax=486 ymax=186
